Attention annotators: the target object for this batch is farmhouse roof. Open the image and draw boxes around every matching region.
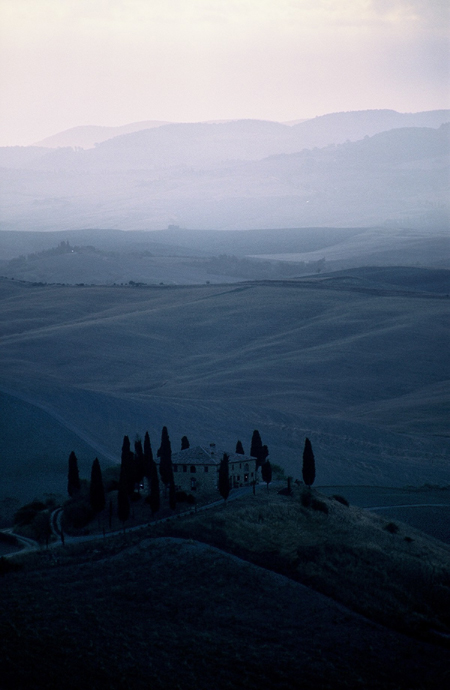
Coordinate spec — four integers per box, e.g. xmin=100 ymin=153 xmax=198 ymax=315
xmin=172 ymin=446 xmax=254 ymax=467
xmin=172 ymin=446 xmax=220 ymax=465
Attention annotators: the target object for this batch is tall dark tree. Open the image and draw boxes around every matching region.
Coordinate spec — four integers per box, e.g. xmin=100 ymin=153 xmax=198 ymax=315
xmin=117 ymin=479 xmax=130 ymax=530
xmin=218 ymin=453 xmax=230 ymax=502
xmin=121 ymin=435 xmax=135 ymax=496
xmin=302 ymin=437 xmax=316 ymax=487
xmin=250 ymin=430 xmax=265 ymax=470
xmin=158 ymin=426 xmax=173 ymax=488
xmin=261 ymin=445 xmax=269 ymax=464
xmin=149 ymin=460 xmax=160 ymax=516
xmin=235 ymin=440 xmax=244 ymax=455
xmin=143 ymin=431 xmax=154 ymax=489
xmin=89 ymin=457 xmax=105 ymax=514
xmin=134 ymin=438 xmax=145 ymax=491
xmin=261 ymin=460 xmax=272 ymax=492
xmin=67 ymin=451 xmax=81 ymax=497
xmin=121 ymin=435 xmax=131 ymax=464
xmin=181 ymin=435 xmax=190 ymax=450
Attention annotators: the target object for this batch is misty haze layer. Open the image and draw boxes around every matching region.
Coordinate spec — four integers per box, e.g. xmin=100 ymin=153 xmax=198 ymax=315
xmin=0 ymin=110 xmax=449 ymax=232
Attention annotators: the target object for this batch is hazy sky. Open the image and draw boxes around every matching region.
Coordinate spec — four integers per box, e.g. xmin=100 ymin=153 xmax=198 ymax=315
xmin=0 ymin=0 xmax=449 ymax=146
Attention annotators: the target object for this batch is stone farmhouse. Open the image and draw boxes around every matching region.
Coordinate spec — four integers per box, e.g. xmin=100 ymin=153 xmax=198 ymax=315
xmin=170 ymin=443 xmax=257 ymax=495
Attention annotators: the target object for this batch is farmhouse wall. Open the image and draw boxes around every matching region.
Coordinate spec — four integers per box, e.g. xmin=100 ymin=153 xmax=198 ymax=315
xmin=157 ymin=445 xmax=257 ymax=496
xmin=172 ymin=462 xmax=219 ymax=494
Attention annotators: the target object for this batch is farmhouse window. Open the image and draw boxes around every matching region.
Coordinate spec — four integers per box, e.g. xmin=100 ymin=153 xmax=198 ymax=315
xmin=204 ymin=466 xmax=208 ymax=472
xmin=190 ymin=465 xmax=196 ymax=473
xmin=173 ymin=465 xmax=178 ymax=472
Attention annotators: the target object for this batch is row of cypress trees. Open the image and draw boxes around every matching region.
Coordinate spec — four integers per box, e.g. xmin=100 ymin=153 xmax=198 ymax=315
xmin=67 ymin=426 xmax=179 ymax=530
xmin=67 ymin=428 xmax=316 ymax=526
xmin=222 ymin=432 xmax=316 ymax=498
xmin=118 ymin=429 xmax=167 ymax=526
xmin=68 ymin=451 xmax=106 ymax=520
xmin=220 ymin=429 xmax=273 ymax=499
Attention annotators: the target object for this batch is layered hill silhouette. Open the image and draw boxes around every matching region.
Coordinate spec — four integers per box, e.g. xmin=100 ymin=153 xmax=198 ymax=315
xmin=23 ymin=108 xmax=450 ymax=160
xmin=33 ymin=120 xmax=171 ymax=149
xmin=0 ymin=110 xmax=448 ymax=231
xmin=0 ymin=228 xmax=449 ymax=284
xmin=2 ymin=112 xmax=449 ymax=171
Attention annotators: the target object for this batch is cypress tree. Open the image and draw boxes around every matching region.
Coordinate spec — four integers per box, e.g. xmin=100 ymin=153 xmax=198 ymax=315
xmin=143 ymin=431 xmax=154 ymax=490
xmin=117 ymin=479 xmax=130 ymax=530
xmin=250 ymin=430 xmax=264 ymax=470
xmin=121 ymin=435 xmax=131 ymax=464
xmin=158 ymin=426 xmax=173 ymax=488
xmin=261 ymin=460 xmax=272 ymax=492
xmin=134 ymin=438 xmax=145 ymax=490
xmin=181 ymin=435 xmax=190 ymax=450
xmin=218 ymin=453 xmax=230 ymax=502
xmin=302 ymin=437 xmax=316 ymax=487
xmin=89 ymin=457 xmax=105 ymax=514
xmin=67 ymin=451 xmax=81 ymax=497
xmin=121 ymin=435 xmax=135 ymax=496
xmin=235 ymin=440 xmax=244 ymax=455
xmin=149 ymin=460 xmax=160 ymax=516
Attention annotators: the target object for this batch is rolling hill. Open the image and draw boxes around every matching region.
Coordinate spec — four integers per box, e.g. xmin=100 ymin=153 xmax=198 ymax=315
xmin=33 ymin=120 xmax=171 ymax=149
xmin=0 ymin=275 xmax=448 ymax=506
xmin=1 ymin=224 xmax=448 ymax=287
xmin=2 ymin=487 xmax=450 ymax=689
xmin=0 ymin=110 xmax=448 ymax=231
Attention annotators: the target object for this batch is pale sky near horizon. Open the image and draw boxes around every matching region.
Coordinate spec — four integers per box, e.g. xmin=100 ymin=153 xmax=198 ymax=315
xmin=0 ymin=0 xmax=449 ymax=146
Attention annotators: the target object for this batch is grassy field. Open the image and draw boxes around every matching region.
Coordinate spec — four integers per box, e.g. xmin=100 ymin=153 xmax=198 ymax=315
xmin=320 ymin=485 xmax=450 ymax=544
xmin=0 ymin=276 xmax=448 ymax=506
xmin=1 ymin=487 xmax=450 ymax=689
xmin=155 ymin=486 xmax=450 ymax=643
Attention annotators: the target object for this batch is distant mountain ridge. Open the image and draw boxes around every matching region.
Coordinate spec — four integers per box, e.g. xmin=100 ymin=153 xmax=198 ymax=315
xmin=288 ymin=109 xmax=450 ymax=147
xmin=0 ymin=110 xmax=448 ymax=232
xmin=33 ymin=120 xmax=171 ymax=149
xmin=2 ymin=110 xmax=449 ymax=174
xmin=30 ymin=109 xmax=450 ymax=153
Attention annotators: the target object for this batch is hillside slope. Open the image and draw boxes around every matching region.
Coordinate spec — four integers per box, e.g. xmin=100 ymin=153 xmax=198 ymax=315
xmin=2 ymin=484 xmax=450 ymax=689
xmin=0 ymin=119 xmax=448 ymax=231
xmin=0 ymin=278 xmax=448 ymax=503
xmin=2 ymin=536 xmax=448 ymax=690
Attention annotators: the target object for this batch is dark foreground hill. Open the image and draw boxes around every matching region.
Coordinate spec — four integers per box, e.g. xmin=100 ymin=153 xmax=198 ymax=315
xmin=2 ymin=488 xmax=450 ymax=690
xmin=0 ymin=275 xmax=448 ymax=507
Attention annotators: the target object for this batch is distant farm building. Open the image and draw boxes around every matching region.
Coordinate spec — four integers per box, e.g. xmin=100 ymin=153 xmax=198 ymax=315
xmin=169 ymin=443 xmax=257 ymax=494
